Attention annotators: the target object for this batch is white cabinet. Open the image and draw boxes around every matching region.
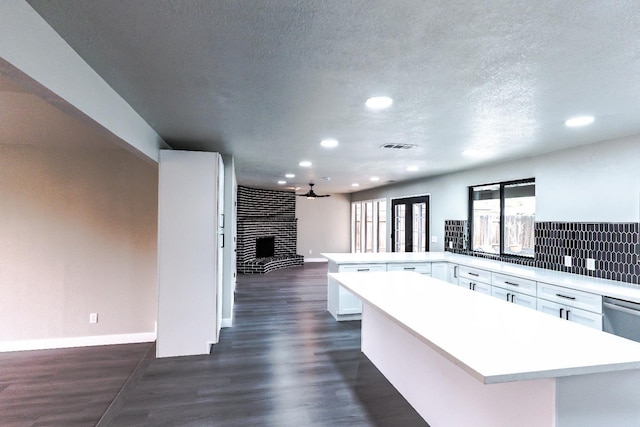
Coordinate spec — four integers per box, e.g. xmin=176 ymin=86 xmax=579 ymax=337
xmin=431 ymin=262 xmax=448 ymax=281
xmin=492 ymin=273 xmax=536 ymax=297
xmin=447 ymin=264 xmax=459 ymax=285
xmin=491 ymin=273 xmax=537 ymax=310
xmin=458 ymin=277 xmax=492 ymax=296
xmin=536 ymin=282 xmax=603 ymax=330
xmin=327 ymin=263 xmax=386 ymax=320
xmin=157 ymin=150 xmax=224 ymax=358
xmin=491 ymin=286 xmax=537 ymax=310
xmin=458 ymin=266 xmax=492 ymax=295
xmin=387 ymin=262 xmax=432 ymax=275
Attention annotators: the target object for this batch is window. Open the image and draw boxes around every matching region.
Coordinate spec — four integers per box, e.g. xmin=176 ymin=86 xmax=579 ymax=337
xmin=351 ymin=199 xmax=387 ymax=253
xmin=469 ymin=179 xmax=535 ymax=258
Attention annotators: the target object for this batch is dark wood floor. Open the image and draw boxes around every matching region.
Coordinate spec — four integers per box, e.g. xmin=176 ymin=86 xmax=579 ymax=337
xmin=114 ymin=263 xmax=428 ymax=426
xmin=0 ymin=341 xmax=153 ymax=427
xmin=1 ymin=264 xmax=428 ymax=426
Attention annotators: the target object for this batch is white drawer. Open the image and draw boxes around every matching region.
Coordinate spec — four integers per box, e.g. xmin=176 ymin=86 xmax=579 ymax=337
xmin=458 ymin=265 xmax=491 ymax=284
xmin=492 ymin=273 xmax=537 ymax=297
xmin=537 ymin=282 xmax=602 ymax=314
xmin=386 ymin=263 xmax=432 ymax=274
xmin=338 ymin=264 xmax=387 ymax=273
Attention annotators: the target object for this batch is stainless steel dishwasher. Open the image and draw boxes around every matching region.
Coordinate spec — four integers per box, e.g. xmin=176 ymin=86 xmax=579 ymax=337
xmin=603 ymin=296 xmax=640 ymax=343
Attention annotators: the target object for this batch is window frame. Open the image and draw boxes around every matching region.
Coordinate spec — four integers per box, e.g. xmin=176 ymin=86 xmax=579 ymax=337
xmin=351 ymin=198 xmax=387 ymax=253
xmin=468 ymin=178 xmax=535 ymax=259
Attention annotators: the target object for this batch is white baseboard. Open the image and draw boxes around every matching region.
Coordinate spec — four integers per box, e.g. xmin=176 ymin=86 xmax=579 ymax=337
xmin=221 ymin=318 xmax=233 ymax=328
xmin=305 ymin=258 xmax=328 ymax=263
xmin=0 ymin=332 xmax=157 ymax=353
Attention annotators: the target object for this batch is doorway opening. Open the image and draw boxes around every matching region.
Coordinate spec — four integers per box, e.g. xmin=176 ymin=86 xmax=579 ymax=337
xmin=391 ymin=195 xmax=430 ymax=252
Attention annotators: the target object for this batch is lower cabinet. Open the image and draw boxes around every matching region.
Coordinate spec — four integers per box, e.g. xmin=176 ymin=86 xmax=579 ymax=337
xmin=458 ymin=277 xmax=492 ymax=296
xmin=447 ymin=264 xmax=459 ymax=285
xmin=328 ymin=263 xmax=387 ymax=320
xmin=536 ymin=282 xmax=603 ymax=330
xmin=431 ymin=262 xmax=448 ymax=281
xmin=537 ymin=299 xmax=603 ymax=329
xmin=492 ymin=286 xmax=537 ymax=310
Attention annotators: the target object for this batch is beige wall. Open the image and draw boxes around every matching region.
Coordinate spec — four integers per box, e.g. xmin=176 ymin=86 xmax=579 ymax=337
xmin=296 ymin=193 xmax=351 ymax=258
xmin=0 ymin=143 xmax=158 ymax=341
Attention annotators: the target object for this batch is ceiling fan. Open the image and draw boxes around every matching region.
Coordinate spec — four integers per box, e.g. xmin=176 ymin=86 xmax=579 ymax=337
xmin=297 ymin=183 xmax=330 ymax=199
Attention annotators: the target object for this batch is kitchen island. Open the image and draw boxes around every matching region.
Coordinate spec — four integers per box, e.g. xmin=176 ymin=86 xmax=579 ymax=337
xmin=330 ymin=271 xmax=640 ymax=427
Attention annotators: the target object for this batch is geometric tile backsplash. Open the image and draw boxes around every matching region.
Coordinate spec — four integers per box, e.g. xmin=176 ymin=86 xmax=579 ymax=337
xmin=444 ymin=220 xmax=640 ymax=285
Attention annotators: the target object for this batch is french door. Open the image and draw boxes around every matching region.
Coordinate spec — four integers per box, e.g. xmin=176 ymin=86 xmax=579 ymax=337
xmin=391 ymin=195 xmax=429 ymax=252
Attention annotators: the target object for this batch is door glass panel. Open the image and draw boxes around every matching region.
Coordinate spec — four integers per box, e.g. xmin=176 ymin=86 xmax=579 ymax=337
xmin=394 ymin=204 xmax=406 ymax=252
xmin=377 ymin=200 xmax=387 ymax=253
xmin=412 ymin=203 xmax=427 ymax=252
xmin=353 ymin=203 xmax=362 ymax=252
xmin=364 ymin=201 xmax=373 ymax=253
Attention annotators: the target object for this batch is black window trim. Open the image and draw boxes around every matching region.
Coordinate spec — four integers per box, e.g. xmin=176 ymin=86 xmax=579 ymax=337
xmin=468 ymin=177 xmax=535 ymax=259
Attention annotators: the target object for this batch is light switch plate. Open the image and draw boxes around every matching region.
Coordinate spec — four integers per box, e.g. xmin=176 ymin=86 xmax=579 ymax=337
xmin=586 ymin=258 xmax=596 ymax=271
xmin=564 ymin=255 xmax=572 ymax=267
xmin=448 ymin=241 xmax=453 ymax=249
xmin=89 ymin=313 xmax=98 ymax=324
xmin=431 ymin=236 xmax=437 ymax=243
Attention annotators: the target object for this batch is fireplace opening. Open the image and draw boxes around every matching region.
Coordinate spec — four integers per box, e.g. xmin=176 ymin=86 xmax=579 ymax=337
xmin=256 ymin=236 xmax=275 ymax=258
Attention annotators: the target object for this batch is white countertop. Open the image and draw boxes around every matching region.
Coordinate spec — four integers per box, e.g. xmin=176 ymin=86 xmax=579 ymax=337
xmin=322 ymin=251 xmax=640 ymax=303
xmin=330 ymin=271 xmax=640 ymax=384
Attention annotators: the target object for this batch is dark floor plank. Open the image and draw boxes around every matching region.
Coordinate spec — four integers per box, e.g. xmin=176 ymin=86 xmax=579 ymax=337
xmin=0 ymin=342 xmax=153 ymax=427
xmin=114 ymin=263 xmax=429 ymax=427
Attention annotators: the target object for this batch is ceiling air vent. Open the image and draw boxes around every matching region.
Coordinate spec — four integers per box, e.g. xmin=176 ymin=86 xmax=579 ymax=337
xmin=380 ymin=143 xmax=417 ymax=150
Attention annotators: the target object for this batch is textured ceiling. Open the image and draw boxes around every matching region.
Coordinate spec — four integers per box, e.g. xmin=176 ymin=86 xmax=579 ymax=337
xmin=24 ymin=0 xmax=640 ymax=193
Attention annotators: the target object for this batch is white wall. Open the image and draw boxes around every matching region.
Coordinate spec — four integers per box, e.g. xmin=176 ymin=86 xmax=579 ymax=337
xmin=296 ymin=193 xmax=351 ymax=259
xmin=0 ymin=144 xmax=158 ymax=346
xmin=353 ymin=135 xmax=640 ymax=252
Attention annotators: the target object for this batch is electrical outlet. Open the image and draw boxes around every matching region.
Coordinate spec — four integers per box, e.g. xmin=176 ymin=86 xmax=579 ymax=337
xmin=89 ymin=313 xmax=98 ymax=324
xmin=448 ymin=241 xmax=454 ymax=249
xmin=309 ymin=249 xmax=312 ymax=254
xmin=431 ymin=236 xmax=437 ymax=243
xmin=586 ymin=258 xmax=596 ymax=271
xmin=564 ymin=255 xmax=572 ymax=267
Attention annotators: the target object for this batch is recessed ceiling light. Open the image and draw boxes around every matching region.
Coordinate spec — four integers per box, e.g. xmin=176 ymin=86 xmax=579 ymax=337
xmin=565 ymin=116 xmax=594 ymax=127
xmin=299 ymin=161 xmax=312 ymax=167
xmin=370 ymin=176 xmax=380 ymax=182
xmin=352 ymin=183 xmax=360 ymax=187
xmin=285 ymin=173 xmax=295 ymax=178
xmin=406 ymin=165 xmax=419 ymax=172
xmin=320 ymin=139 xmax=339 ymax=148
xmin=277 ymin=180 xmax=286 ymax=185
xmin=365 ymin=96 xmax=393 ymax=110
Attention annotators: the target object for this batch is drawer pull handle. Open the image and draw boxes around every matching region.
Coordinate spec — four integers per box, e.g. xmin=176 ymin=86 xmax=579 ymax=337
xmin=505 ymin=281 xmax=519 ymax=287
xmin=566 ymin=309 xmax=571 ymax=320
xmin=559 ymin=308 xmax=564 ymax=319
xmin=556 ymin=293 xmax=576 ymax=301
xmin=468 ymin=272 xmax=479 ymax=277
xmin=403 ymin=267 xmax=416 ymax=270
xmin=511 ymin=294 xmax=515 ymax=303
xmin=357 ymin=268 xmax=370 ymax=272
xmin=506 ymin=293 xmax=511 ymax=302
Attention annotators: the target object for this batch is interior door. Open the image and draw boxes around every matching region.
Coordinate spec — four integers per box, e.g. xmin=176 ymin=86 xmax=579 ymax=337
xmin=391 ymin=195 xmax=429 ymax=252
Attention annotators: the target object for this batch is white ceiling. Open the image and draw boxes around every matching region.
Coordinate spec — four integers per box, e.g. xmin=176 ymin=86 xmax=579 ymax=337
xmin=21 ymin=0 xmax=640 ymax=194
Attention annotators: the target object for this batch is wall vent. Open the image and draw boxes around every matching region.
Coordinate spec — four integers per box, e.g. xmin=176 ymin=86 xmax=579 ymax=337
xmin=380 ymin=143 xmax=417 ymax=149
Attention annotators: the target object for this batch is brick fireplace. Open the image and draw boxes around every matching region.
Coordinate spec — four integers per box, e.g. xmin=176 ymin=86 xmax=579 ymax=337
xmin=237 ymin=186 xmax=304 ymax=274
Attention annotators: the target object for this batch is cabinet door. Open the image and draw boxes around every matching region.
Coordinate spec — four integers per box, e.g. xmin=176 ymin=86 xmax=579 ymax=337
xmin=537 ymin=299 xmax=565 ymax=319
xmin=512 ymin=292 xmax=537 ymax=310
xmin=447 ymin=264 xmax=459 ymax=285
xmin=567 ymin=307 xmax=603 ymax=330
xmin=431 ymin=262 xmax=447 ymax=281
xmin=473 ymin=281 xmax=492 ymax=296
xmin=337 ymin=284 xmax=363 ymax=315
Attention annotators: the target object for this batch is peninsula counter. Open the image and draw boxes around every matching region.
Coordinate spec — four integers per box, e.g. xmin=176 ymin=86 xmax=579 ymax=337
xmin=330 ymin=271 xmax=640 ymax=427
